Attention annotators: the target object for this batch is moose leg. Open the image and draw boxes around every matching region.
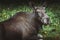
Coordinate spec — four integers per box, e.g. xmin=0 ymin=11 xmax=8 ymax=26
xmin=37 ymin=34 xmax=43 ymax=40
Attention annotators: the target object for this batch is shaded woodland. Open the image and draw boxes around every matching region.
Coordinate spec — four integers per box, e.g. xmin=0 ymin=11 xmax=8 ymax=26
xmin=0 ymin=0 xmax=60 ymax=40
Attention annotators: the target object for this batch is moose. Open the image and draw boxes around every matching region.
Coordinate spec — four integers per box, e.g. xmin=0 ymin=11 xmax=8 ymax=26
xmin=0 ymin=6 xmax=50 ymax=40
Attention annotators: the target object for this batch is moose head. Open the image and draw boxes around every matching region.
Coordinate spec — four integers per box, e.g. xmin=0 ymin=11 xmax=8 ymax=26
xmin=34 ymin=6 xmax=50 ymax=25
xmin=29 ymin=1 xmax=50 ymax=25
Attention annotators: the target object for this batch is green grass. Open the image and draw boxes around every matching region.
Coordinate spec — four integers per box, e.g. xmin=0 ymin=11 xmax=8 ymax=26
xmin=0 ymin=4 xmax=33 ymax=22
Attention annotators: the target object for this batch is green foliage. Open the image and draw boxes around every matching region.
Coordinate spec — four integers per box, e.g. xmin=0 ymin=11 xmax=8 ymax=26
xmin=40 ymin=3 xmax=60 ymax=38
xmin=0 ymin=5 xmax=33 ymax=22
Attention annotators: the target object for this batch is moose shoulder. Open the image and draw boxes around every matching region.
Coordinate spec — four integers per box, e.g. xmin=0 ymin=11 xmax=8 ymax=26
xmin=0 ymin=7 xmax=50 ymax=40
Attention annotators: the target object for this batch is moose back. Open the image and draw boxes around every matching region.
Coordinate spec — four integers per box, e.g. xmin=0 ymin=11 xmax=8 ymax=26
xmin=0 ymin=6 xmax=50 ymax=40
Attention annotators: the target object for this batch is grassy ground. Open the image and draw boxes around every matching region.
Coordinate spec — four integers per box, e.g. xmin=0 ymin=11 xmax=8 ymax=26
xmin=0 ymin=2 xmax=60 ymax=40
xmin=0 ymin=4 xmax=33 ymax=22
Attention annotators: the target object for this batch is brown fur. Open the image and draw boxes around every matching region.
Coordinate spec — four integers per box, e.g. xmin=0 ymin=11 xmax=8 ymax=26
xmin=0 ymin=7 xmax=50 ymax=40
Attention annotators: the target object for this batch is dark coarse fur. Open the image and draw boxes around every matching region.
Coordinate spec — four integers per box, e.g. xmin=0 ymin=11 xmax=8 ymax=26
xmin=0 ymin=12 xmax=43 ymax=40
xmin=0 ymin=1 xmax=50 ymax=40
xmin=0 ymin=4 xmax=50 ymax=40
xmin=0 ymin=6 xmax=50 ymax=40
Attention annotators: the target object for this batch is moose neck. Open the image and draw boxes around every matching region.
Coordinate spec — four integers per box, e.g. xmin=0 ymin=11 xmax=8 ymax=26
xmin=32 ymin=11 xmax=43 ymax=31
